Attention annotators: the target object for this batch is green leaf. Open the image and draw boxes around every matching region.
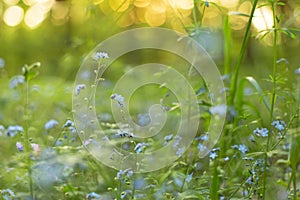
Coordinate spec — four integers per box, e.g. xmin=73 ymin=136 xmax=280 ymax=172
xmin=229 ymin=11 xmax=250 ymax=17
xmin=279 ymin=28 xmax=296 ymax=39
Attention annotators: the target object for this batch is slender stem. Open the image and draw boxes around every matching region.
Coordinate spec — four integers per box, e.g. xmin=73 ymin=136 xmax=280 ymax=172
xmin=24 ymin=80 xmax=34 ymax=199
xmin=262 ymin=1 xmax=278 ymax=198
xmin=229 ymin=0 xmax=259 ymax=105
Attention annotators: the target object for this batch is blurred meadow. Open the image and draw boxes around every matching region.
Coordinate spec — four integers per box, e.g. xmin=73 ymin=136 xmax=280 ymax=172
xmin=0 ymin=0 xmax=300 ymax=199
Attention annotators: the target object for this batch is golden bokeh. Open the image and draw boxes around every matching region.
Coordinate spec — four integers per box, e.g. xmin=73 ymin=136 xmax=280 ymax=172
xmin=109 ymin=0 xmax=130 ymax=12
xmin=4 ymin=5 xmax=24 ymax=27
xmin=134 ymin=0 xmax=150 ymax=8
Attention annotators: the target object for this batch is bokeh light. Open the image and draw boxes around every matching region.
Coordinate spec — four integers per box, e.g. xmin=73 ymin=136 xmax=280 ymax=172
xmin=252 ymin=6 xmax=274 ymax=31
xmin=3 ymin=6 xmax=24 ymax=27
xmin=3 ymin=0 xmax=20 ymax=5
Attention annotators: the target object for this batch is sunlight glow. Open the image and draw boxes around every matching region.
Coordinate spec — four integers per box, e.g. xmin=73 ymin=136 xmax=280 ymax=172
xmin=145 ymin=6 xmax=166 ymax=26
xmin=3 ymin=0 xmax=20 ymax=5
xmin=4 ymin=6 xmax=24 ymax=27
xmin=134 ymin=0 xmax=150 ymax=8
xmin=109 ymin=0 xmax=130 ymax=12
xmin=252 ymin=6 xmax=274 ymax=31
xmin=219 ymin=0 xmax=239 ymax=8
xmin=24 ymin=4 xmax=47 ymax=28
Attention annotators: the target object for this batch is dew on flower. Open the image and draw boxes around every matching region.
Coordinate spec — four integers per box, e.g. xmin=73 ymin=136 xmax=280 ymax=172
xmin=92 ymin=51 xmax=109 ymax=61
xmin=271 ymin=120 xmax=286 ymax=131
xmin=6 ymin=125 xmax=24 ymax=137
xmin=16 ymin=142 xmax=24 ymax=152
xmin=9 ymin=75 xmax=25 ymax=89
xmin=74 ymin=84 xmax=86 ymax=96
xmin=44 ymin=119 xmax=59 ymax=130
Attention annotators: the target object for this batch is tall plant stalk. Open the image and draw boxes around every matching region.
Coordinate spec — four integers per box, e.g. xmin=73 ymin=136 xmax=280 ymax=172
xmin=262 ymin=1 xmax=278 ymax=198
xmin=229 ymin=0 xmax=259 ymax=106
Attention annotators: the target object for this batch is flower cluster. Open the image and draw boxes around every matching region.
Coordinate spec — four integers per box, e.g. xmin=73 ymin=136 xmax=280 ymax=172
xmin=92 ymin=51 xmax=109 ymax=61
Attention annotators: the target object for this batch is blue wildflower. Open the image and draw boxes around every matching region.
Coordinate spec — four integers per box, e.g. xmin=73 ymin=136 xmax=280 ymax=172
xmin=74 ymin=84 xmax=86 ymax=96
xmin=271 ymin=120 xmax=286 ymax=131
xmin=294 ymin=68 xmax=300 ymax=75
xmin=137 ymin=113 xmax=150 ymax=126
xmin=93 ymin=51 xmax=109 ymax=60
xmin=209 ymin=151 xmax=218 ymax=160
xmin=110 ymin=93 xmax=125 ymax=107
xmin=9 ymin=75 xmax=25 ymax=89
xmin=134 ymin=142 xmax=147 ymax=154
xmin=238 ymin=144 xmax=248 ymax=154
xmin=232 ymin=144 xmax=248 ymax=154
xmin=86 ymin=192 xmax=102 ymax=199
xmin=63 ymin=119 xmax=74 ymax=128
xmin=164 ymin=134 xmax=173 ymax=142
xmin=204 ymin=1 xmax=209 ymax=7
xmin=176 ymin=147 xmax=185 ymax=157
xmin=224 ymin=156 xmax=230 ymax=161
xmin=186 ymin=173 xmax=193 ymax=183
xmin=253 ymin=127 xmax=269 ymax=137
xmin=197 ymin=143 xmax=207 ymax=152
xmin=45 ymin=119 xmax=58 ymax=130
xmin=6 ymin=125 xmax=24 ymax=137
xmin=16 ymin=142 xmax=24 ymax=152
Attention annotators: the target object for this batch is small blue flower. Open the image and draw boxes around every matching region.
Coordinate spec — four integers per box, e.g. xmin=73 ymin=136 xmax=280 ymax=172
xmin=134 ymin=142 xmax=147 ymax=154
xmin=45 ymin=119 xmax=58 ymax=130
xmin=271 ymin=120 xmax=286 ymax=131
xmin=197 ymin=143 xmax=207 ymax=152
xmin=176 ymin=147 xmax=185 ymax=157
xmin=186 ymin=173 xmax=193 ymax=183
xmin=9 ymin=75 xmax=25 ymax=89
xmin=110 ymin=93 xmax=125 ymax=107
xmin=204 ymin=1 xmax=209 ymax=7
xmin=164 ymin=134 xmax=173 ymax=142
xmin=253 ymin=127 xmax=269 ymax=137
xmin=294 ymin=68 xmax=300 ymax=75
xmin=238 ymin=144 xmax=248 ymax=154
xmin=209 ymin=151 xmax=218 ymax=160
xmin=86 ymin=192 xmax=102 ymax=199
xmin=137 ymin=113 xmax=150 ymax=126
xmin=224 ymin=156 xmax=230 ymax=161
xmin=16 ymin=142 xmax=24 ymax=152
xmin=6 ymin=125 xmax=24 ymax=137
xmin=74 ymin=84 xmax=86 ymax=96
xmin=63 ymin=119 xmax=74 ymax=128
xmin=93 ymin=51 xmax=109 ymax=61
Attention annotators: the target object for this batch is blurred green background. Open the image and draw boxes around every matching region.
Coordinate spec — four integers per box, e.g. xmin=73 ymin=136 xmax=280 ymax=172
xmin=0 ymin=0 xmax=299 ymax=80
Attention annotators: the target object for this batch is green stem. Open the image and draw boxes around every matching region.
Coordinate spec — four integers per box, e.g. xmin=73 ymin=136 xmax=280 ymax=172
xmin=229 ymin=0 xmax=259 ymax=105
xmin=24 ymin=80 xmax=34 ymax=199
xmin=262 ymin=1 xmax=278 ymax=198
